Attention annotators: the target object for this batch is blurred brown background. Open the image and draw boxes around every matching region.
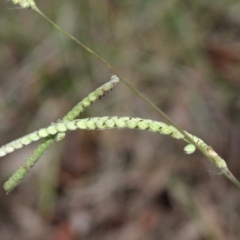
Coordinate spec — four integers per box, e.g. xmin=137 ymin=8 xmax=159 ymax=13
xmin=1 ymin=0 xmax=240 ymax=239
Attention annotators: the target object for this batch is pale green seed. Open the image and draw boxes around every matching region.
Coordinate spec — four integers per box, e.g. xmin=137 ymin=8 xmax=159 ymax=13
xmin=20 ymin=137 xmax=31 ymax=145
xmin=95 ymin=89 xmax=104 ymax=97
xmin=12 ymin=140 xmax=23 ymax=149
xmin=82 ymin=99 xmax=91 ymax=108
xmin=66 ymin=122 xmax=77 ymax=130
xmin=76 ymin=120 xmax=87 ymax=129
xmin=161 ymin=125 xmax=173 ymax=135
xmin=56 ymin=123 xmax=67 ymax=132
xmin=86 ymin=119 xmax=97 ymax=130
xmin=148 ymin=121 xmax=163 ymax=132
xmin=5 ymin=146 xmax=14 ymax=153
xmin=47 ymin=126 xmax=58 ymax=135
xmin=105 ymin=119 xmax=115 ymax=128
xmin=126 ymin=118 xmax=138 ymax=129
xmin=95 ymin=120 xmax=105 ymax=129
xmin=171 ymin=129 xmax=184 ymax=139
xmin=38 ymin=129 xmax=49 ymax=138
xmin=110 ymin=75 xmax=119 ymax=83
xmin=56 ymin=133 xmax=66 ymax=141
xmin=184 ymin=144 xmax=196 ymax=154
xmin=95 ymin=118 xmax=107 ymax=129
xmin=137 ymin=120 xmax=149 ymax=130
xmin=71 ymin=105 xmax=84 ymax=116
xmin=29 ymin=132 xmax=40 ymax=142
xmin=88 ymin=93 xmax=98 ymax=102
xmin=113 ymin=118 xmax=124 ymax=128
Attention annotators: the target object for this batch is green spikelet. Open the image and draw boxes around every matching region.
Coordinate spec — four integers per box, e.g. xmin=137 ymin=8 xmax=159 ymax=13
xmin=10 ymin=0 xmax=36 ymax=8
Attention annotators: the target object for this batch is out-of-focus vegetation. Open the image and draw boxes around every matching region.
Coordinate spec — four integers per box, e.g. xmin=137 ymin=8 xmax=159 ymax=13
xmin=1 ymin=0 xmax=240 ymax=239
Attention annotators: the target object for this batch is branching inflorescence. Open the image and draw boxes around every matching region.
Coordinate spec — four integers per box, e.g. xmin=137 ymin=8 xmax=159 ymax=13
xmin=3 ymin=75 xmax=119 ymax=193
xmin=0 ymin=76 xmax=119 ymax=158
xmin=1 ymin=75 xmax=230 ymax=193
xmin=4 ymin=0 xmax=240 ymax=193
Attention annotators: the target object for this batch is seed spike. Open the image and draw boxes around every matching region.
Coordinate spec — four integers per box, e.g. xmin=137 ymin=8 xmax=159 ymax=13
xmin=9 ymin=0 xmax=36 ymax=9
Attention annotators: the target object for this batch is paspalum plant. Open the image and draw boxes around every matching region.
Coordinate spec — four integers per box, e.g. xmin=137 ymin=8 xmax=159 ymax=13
xmin=2 ymin=0 xmax=240 ymax=193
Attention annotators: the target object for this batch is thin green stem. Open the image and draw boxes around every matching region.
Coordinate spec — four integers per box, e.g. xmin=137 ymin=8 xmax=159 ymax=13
xmin=4 ymin=138 xmax=54 ymax=194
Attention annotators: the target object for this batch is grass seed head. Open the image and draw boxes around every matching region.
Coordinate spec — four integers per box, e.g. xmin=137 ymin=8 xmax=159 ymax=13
xmin=9 ymin=0 xmax=36 ymax=9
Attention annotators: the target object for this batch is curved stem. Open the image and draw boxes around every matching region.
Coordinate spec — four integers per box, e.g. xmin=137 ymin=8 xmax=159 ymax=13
xmin=3 ymin=116 xmax=240 ymax=192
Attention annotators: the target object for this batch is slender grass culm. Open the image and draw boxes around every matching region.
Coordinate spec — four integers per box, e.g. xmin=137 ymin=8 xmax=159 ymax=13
xmin=4 ymin=0 xmax=240 ymax=192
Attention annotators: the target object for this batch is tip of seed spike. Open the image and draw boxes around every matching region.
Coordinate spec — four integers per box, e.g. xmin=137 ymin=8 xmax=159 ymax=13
xmin=110 ymin=75 xmax=120 ymax=84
